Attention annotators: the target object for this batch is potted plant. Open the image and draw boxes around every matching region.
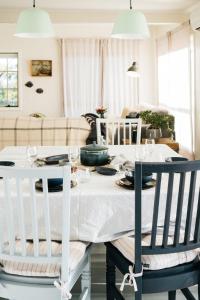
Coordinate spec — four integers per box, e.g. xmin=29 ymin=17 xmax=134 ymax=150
xmin=140 ymin=110 xmax=174 ymax=140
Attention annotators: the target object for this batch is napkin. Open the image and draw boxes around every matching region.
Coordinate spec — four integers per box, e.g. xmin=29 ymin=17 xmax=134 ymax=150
xmin=110 ymin=154 xmax=134 ymax=171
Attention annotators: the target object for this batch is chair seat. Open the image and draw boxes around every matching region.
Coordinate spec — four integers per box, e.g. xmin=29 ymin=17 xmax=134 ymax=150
xmin=0 ymin=240 xmax=89 ymax=277
xmin=111 ymin=234 xmax=199 ymax=270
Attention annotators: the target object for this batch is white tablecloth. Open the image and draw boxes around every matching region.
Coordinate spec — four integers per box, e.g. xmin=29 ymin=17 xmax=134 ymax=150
xmin=0 ymin=145 xmax=190 ymax=243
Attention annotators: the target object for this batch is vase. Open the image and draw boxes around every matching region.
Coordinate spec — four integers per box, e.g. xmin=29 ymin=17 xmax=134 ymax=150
xmin=99 ymin=113 xmax=104 ymax=118
xmin=146 ymin=128 xmax=162 ymax=139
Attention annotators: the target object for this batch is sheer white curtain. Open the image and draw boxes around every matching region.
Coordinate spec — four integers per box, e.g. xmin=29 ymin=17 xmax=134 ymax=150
xmin=62 ymin=39 xmax=102 ymax=117
xmin=157 ymin=23 xmax=194 ymax=154
xmin=194 ymin=32 xmax=200 ymax=159
xmin=103 ymin=39 xmax=139 ymax=116
xmin=61 ymin=38 xmax=139 ymax=117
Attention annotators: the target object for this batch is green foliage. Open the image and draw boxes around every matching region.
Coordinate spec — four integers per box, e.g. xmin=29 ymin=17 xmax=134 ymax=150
xmin=140 ymin=110 xmax=174 ymax=133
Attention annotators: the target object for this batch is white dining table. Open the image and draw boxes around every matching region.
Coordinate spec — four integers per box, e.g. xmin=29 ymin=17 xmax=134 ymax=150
xmin=0 ymin=144 xmax=189 ymax=243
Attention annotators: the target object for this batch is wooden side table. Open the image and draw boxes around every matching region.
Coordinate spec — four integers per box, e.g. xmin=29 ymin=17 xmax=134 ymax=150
xmin=157 ymin=138 xmax=179 ymax=153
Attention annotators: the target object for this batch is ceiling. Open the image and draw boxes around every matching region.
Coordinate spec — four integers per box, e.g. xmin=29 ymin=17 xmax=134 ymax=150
xmin=0 ymin=0 xmax=198 ymax=12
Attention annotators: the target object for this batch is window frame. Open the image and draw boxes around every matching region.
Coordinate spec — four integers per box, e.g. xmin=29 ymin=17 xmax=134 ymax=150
xmin=0 ymin=52 xmax=22 ymax=111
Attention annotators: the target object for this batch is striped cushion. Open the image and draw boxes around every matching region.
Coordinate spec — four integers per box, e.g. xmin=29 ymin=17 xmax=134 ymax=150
xmin=111 ymin=234 xmax=199 ymax=270
xmin=0 ymin=240 xmax=89 ymax=277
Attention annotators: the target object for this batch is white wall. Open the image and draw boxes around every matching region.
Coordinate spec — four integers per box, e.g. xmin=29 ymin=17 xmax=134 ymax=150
xmin=0 ymin=23 xmax=158 ymax=117
xmin=0 ymin=24 xmax=63 ymax=117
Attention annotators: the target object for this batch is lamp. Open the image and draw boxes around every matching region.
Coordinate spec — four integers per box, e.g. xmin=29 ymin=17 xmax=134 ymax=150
xmin=127 ymin=61 xmax=140 ymax=105
xmin=111 ymin=0 xmax=150 ymax=39
xmin=14 ymin=0 xmax=54 ymax=38
xmin=127 ymin=61 xmax=139 ymax=77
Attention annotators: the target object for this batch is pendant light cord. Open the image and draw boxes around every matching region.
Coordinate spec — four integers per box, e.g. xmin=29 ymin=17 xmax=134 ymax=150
xmin=130 ymin=0 xmax=133 ymax=10
xmin=33 ymin=0 xmax=36 ymax=8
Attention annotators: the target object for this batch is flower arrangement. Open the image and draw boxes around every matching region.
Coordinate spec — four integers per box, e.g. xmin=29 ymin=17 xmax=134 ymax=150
xmin=96 ymin=107 xmax=107 ymax=114
xmin=96 ymin=107 xmax=107 ymax=118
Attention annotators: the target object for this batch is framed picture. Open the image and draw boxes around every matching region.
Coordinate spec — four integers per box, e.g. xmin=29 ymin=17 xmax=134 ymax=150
xmin=31 ymin=60 xmax=52 ymax=77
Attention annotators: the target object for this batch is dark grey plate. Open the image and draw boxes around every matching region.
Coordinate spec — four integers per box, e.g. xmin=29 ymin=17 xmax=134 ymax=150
xmin=0 ymin=161 xmax=15 ymax=166
xmin=44 ymin=154 xmax=69 ymax=165
xmin=116 ymin=178 xmax=156 ymax=190
xmin=96 ymin=166 xmax=117 ymax=176
xmin=35 ymin=179 xmax=77 ymax=193
xmin=0 ymin=161 xmax=15 ymax=179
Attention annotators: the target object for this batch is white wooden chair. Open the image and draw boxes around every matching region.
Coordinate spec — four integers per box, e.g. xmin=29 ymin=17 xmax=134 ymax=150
xmin=96 ymin=118 xmax=142 ymax=145
xmin=0 ymin=166 xmax=91 ymax=300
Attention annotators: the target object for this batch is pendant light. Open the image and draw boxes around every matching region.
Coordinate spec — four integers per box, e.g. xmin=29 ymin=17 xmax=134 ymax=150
xmin=127 ymin=61 xmax=139 ymax=77
xmin=112 ymin=0 xmax=150 ymax=39
xmin=14 ymin=0 xmax=54 ymax=38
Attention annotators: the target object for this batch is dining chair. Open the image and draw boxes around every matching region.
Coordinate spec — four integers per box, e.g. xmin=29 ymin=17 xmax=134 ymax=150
xmin=96 ymin=118 xmax=142 ymax=145
xmin=0 ymin=166 xmax=91 ymax=300
xmin=105 ymin=160 xmax=200 ymax=300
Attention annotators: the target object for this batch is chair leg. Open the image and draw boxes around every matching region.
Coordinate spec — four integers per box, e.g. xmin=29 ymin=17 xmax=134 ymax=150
xmin=81 ymin=257 xmax=91 ymax=300
xmin=106 ymin=249 xmax=116 ymax=300
xmin=135 ymin=277 xmax=142 ymax=300
xmin=198 ymin=283 xmax=200 ymax=300
xmin=168 ymin=291 xmax=176 ymax=300
xmin=181 ymin=288 xmax=196 ymax=300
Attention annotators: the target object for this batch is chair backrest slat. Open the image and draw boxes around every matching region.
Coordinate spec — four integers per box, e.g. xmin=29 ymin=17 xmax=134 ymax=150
xmin=96 ymin=118 xmax=142 ymax=145
xmin=162 ymin=173 xmax=174 ymax=247
xmin=151 ymin=173 xmax=162 ymax=248
xmin=111 ymin=121 xmax=114 ymax=145
xmin=61 ymin=168 xmax=71 ymax=280
xmin=117 ymin=120 xmax=120 ymax=145
xmin=129 ymin=122 xmax=131 ymax=145
xmin=194 ymin=189 xmax=200 ymax=242
xmin=16 ymin=178 xmax=26 ymax=256
xmin=174 ymin=172 xmax=186 ymax=246
xmin=43 ymin=177 xmax=52 ymax=257
xmin=4 ymin=179 xmax=15 ymax=255
xmin=30 ymin=178 xmax=39 ymax=257
xmin=184 ymin=171 xmax=197 ymax=244
xmin=123 ymin=122 xmax=126 ymax=145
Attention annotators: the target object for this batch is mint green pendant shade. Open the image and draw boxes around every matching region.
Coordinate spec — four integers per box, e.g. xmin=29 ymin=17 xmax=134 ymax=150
xmin=15 ymin=7 xmax=54 ymax=38
xmin=112 ymin=10 xmax=150 ymax=39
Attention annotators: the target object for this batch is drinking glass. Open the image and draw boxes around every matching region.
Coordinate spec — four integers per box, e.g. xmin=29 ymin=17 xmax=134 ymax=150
xmin=144 ymin=138 xmax=155 ymax=158
xmin=77 ymin=168 xmax=90 ymax=183
xmin=69 ymin=147 xmax=80 ymax=166
xmin=26 ymin=146 xmax=38 ymax=166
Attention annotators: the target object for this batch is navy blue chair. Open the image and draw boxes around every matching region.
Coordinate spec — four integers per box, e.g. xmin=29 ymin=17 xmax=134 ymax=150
xmin=105 ymin=160 xmax=200 ymax=300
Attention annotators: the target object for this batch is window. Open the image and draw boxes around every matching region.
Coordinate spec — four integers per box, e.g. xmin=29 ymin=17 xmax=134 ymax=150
xmin=0 ymin=53 xmax=19 ymax=107
xmin=157 ymin=24 xmax=193 ymax=153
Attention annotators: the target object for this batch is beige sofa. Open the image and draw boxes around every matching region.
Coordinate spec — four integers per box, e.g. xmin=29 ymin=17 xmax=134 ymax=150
xmin=0 ymin=116 xmax=90 ymax=150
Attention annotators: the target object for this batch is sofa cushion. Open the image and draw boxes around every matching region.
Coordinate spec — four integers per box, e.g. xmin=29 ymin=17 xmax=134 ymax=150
xmin=0 ymin=116 xmax=90 ymax=149
xmin=121 ymin=105 xmax=169 ymax=118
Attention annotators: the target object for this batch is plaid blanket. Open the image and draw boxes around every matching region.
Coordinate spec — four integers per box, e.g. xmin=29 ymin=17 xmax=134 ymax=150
xmin=0 ymin=117 xmax=90 ymax=149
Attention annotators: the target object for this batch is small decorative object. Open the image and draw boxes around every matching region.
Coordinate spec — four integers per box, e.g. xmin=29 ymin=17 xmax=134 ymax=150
xmin=30 ymin=112 xmax=46 ymax=118
xmin=31 ymin=60 xmax=52 ymax=76
xmin=25 ymin=81 xmax=33 ymax=88
xmin=96 ymin=106 xmax=107 ymax=118
xmin=36 ymin=88 xmax=44 ymax=94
